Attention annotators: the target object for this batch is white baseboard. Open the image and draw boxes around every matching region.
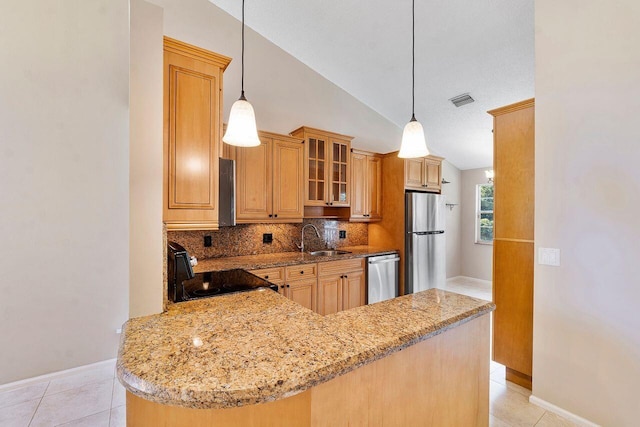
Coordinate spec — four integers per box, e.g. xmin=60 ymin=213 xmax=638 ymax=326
xmin=0 ymin=358 xmax=117 ymax=392
xmin=529 ymin=395 xmax=600 ymax=427
xmin=447 ymin=275 xmax=492 ymax=287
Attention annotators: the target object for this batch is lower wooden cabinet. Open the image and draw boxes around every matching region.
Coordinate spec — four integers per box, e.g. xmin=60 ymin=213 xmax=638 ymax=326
xmin=250 ymin=259 xmax=365 ymax=315
xmin=317 ymin=259 xmax=365 ymax=315
xmin=342 ymin=270 xmax=366 ymax=310
xmin=317 ymin=275 xmax=342 ymax=315
xmin=285 ymin=277 xmax=316 ymax=312
xmin=249 ymin=266 xmax=285 ymax=295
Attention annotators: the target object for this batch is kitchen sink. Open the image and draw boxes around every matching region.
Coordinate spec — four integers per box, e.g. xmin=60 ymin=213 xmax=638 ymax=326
xmin=308 ymin=250 xmax=352 ymax=257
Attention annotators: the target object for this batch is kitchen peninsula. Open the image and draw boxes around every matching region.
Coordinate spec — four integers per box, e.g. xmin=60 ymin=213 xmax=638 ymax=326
xmin=118 ymin=287 xmax=494 ymax=426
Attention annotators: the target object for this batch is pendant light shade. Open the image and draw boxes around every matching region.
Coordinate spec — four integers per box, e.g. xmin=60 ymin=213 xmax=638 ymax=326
xmin=399 ymin=116 xmax=429 ymax=158
xmin=398 ymin=0 xmax=430 ymax=159
xmin=223 ymin=0 xmax=260 ymax=147
xmin=224 ymin=96 xmax=260 ymax=147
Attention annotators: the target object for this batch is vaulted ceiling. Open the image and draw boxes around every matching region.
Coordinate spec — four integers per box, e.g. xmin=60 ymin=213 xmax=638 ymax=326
xmin=209 ymin=0 xmax=534 ymax=170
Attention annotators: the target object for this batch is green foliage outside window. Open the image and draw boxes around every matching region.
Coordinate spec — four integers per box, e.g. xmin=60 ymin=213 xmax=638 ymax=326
xmin=477 ymin=184 xmax=494 ymax=243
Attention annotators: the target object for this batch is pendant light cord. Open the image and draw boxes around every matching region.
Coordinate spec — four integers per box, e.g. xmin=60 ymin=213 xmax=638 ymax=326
xmin=240 ymin=0 xmax=246 ymax=100
xmin=411 ymin=0 xmax=416 ymax=121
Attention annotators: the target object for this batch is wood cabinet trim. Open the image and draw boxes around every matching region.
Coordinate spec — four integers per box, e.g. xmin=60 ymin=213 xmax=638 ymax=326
xmin=290 ymin=126 xmax=354 ymax=142
xmin=488 ymin=98 xmax=535 ymax=116
xmin=163 ymin=36 xmax=231 ymax=70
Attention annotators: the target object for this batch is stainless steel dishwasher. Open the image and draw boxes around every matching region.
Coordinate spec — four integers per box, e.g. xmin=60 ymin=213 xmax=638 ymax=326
xmin=367 ymin=253 xmax=400 ymax=304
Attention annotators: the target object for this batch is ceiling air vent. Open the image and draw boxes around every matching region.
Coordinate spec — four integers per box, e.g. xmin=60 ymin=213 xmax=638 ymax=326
xmin=450 ymin=93 xmax=475 ymax=108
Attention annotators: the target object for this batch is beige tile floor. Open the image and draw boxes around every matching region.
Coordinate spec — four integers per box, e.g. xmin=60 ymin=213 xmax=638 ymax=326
xmin=0 ymin=362 xmax=125 ymax=427
xmin=0 ymin=277 xmax=575 ymax=426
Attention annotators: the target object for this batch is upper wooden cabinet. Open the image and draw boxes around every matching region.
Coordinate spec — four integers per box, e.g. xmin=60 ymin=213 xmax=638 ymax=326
xmin=404 ymin=155 xmax=443 ymax=193
xmin=350 ymin=150 xmax=382 ymax=222
xmin=290 ymin=127 xmax=353 ymax=207
xmin=163 ymin=37 xmax=231 ymax=230
xmin=233 ymin=130 xmax=304 ymax=223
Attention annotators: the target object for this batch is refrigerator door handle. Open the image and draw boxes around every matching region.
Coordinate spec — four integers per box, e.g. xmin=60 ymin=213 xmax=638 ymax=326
xmin=411 ymin=231 xmax=445 ymax=235
xmin=368 ymin=257 xmax=401 ymax=265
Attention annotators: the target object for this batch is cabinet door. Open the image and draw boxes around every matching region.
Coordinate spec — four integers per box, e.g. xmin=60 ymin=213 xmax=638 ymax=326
xmin=329 ymin=139 xmax=351 ymax=206
xmin=424 ymin=158 xmax=442 ymax=193
xmin=404 ymin=158 xmax=425 ymax=190
xmin=317 ymin=275 xmax=342 ymax=315
xmin=273 ymin=139 xmax=304 ymax=220
xmin=350 ymin=152 xmax=368 ymax=219
xmin=342 ymin=270 xmax=365 ymax=310
xmin=305 ymin=133 xmax=328 ymax=206
xmin=235 ymin=137 xmax=272 ymax=221
xmin=286 ymin=277 xmax=317 ymax=312
xmin=367 ymin=156 xmax=382 ymax=220
xmin=164 ymin=48 xmax=222 ymax=229
xmin=493 ymin=105 xmax=535 ymax=241
xmin=493 ymin=240 xmax=533 ymax=376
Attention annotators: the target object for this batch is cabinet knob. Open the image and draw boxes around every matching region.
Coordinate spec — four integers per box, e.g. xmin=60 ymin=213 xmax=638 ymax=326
xmin=286 ymin=284 xmax=290 ymax=288
xmin=265 ymin=275 xmax=269 ymax=279
xmin=274 ymin=214 xmax=278 ymax=218
xmin=329 ymin=202 xmax=333 ymax=206
xmin=280 ymin=285 xmax=285 ymax=289
xmin=268 ymin=214 xmax=273 ymax=217
xmin=345 ymin=275 xmax=348 ymax=279
xmin=300 ymin=271 xmax=304 ymax=274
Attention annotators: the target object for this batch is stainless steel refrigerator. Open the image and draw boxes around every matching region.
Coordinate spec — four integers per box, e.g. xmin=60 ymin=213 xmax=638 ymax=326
xmin=405 ymin=192 xmax=446 ymax=293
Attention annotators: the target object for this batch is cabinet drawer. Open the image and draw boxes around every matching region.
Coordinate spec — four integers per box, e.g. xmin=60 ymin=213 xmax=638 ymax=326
xmin=249 ymin=267 xmax=285 ymax=284
xmin=285 ymin=263 xmax=317 ymax=281
xmin=318 ymin=258 xmax=364 ymax=276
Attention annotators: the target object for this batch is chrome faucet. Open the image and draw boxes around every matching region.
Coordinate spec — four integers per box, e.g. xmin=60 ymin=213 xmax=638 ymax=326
xmin=298 ymin=224 xmax=321 ymax=253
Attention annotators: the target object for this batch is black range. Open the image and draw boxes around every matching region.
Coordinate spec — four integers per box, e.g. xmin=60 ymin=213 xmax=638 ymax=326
xmin=181 ymin=269 xmax=279 ymax=301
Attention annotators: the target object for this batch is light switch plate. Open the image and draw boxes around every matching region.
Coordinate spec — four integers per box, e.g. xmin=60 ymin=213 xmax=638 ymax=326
xmin=538 ymin=247 xmax=560 ymax=266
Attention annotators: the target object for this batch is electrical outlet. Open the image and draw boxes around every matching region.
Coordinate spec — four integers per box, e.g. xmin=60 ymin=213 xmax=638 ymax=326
xmin=339 ymin=230 xmax=346 ymax=239
xmin=263 ymin=233 xmax=273 ymax=244
xmin=538 ymin=247 xmax=560 ymax=266
xmin=204 ymin=235 xmax=212 ymax=247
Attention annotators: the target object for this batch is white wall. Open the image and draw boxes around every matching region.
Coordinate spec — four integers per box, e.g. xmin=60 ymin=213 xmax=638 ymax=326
xmin=441 ymin=161 xmax=461 ymax=278
xmin=130 ymin=0 xmax=164 ymax=318
xmin=460 ymin=168 xmax=493 ymax=281
xmin=0 ymin=0 xmax=130 ymax=383
xmin=534 ymin=1 xmax=640 ymax=425
xmin=147 ymin=0 xmax=402 ymax=152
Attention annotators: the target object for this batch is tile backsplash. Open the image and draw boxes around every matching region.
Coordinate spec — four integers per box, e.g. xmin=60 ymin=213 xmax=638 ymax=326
xmin=168 ymin=220 xmax=368 ymax=260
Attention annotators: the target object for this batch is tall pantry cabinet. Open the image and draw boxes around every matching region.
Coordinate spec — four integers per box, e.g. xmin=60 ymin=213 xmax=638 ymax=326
xmin=163 ymin=37 xmax=231 ymax=230
xmin=488 ymin=99 xmax=535 ymax=390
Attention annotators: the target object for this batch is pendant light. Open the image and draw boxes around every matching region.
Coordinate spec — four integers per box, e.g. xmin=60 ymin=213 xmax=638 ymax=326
xmin=223 ymin=0 xmax=260 ymax=147
xmin=398 ymin=0 xmax=429 ymax=158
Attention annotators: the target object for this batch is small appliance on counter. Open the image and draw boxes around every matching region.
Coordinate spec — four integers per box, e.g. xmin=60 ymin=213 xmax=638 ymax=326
xmin=167 ymin=242 xmax=278 ymax=303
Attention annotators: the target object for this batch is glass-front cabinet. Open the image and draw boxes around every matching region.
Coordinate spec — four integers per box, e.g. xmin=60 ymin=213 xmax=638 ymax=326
xmin=290 ymin=127 xmax=352 ymax=207
xmin=330 ymin=138 xmax=350 ymax=206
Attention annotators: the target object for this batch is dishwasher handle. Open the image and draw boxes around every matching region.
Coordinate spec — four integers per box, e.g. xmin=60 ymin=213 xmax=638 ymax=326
xmin=368 ymin=256 xmax=400 ymax=265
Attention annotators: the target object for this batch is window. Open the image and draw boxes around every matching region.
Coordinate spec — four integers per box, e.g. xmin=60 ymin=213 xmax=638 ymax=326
xmin=476 ymin=184 xmax=494 ymax=244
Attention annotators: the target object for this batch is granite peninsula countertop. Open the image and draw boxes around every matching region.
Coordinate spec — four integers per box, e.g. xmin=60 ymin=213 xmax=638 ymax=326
xmin=192 ymin=245 xmax=398 ymax=273
xmin=117 ymin=288 xmax=494 ymax=409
